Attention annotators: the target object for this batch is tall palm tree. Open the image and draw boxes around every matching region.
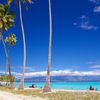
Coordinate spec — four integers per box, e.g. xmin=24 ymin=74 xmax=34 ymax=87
xmin=7 ymin=0 xmax=32 ymax=89
xmin=0 ymin=4 xmax=15 ymax=88
xmin=18 ymin=0 xmax=26 ymax=89
xmin=43 ymin=0 xmax=52 ymax=92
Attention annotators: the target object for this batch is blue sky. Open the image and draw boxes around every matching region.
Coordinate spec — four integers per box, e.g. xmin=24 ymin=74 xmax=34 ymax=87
xmin=0 ymin=0 xmax=100 ymax=76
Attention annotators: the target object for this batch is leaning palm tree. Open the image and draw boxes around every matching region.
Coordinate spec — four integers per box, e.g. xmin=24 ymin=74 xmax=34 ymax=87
xmin=4 ymin=34 xmax=16 ymax=76
xmin=7 ymin=0 xmax=32 ymax=89
xmin=0 ymin=4 xmax=15 ymax=88
xmin=43 ymin=0 xmax=52 ymax=92
xmin=5 ymin=33 xmax=16 ymax=77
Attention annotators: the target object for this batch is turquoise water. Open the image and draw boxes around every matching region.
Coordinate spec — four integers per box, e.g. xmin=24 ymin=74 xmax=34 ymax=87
xmin=15 ymin=82 xmax=100 ymax=90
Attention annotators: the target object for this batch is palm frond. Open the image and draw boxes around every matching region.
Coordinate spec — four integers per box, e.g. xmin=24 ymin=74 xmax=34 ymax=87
xmin=5 ymin=33 xmax=17 ymax=46
xmin=0 ymin=4 xmax=15 ymax=31
xmin=7 ymin=0 xmax=13 ymax=5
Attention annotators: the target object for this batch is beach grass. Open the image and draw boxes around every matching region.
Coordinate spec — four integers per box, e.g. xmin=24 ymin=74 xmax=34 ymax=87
xmin=44 ymin=91 xmax=100 ymax=100
xmin=0 ymin=86 xmax=100 ymax=100
xmin=0 ymin=86 xmax=42 ymax=96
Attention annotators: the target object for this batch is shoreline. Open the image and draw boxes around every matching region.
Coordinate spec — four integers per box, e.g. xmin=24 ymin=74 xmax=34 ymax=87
xmin=24 ymin=87 xmax=100 ymax=93
xmin=52 ymin=89 xmax=100 ymax=93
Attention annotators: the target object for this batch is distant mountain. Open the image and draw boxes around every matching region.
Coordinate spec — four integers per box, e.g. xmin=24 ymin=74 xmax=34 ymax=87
xmin=16 ymin=75 xmax=100 ymax=82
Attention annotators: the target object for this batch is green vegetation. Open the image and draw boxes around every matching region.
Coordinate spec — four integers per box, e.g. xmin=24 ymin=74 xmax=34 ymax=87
xmin=5 ymin=33 xmax=17 ymax=46
xmin=0 ymin=87 xmax=100 ymax=100
xmin=0 ymin=0 xmax=53 ymax=92
xmin=0 ymin=3 xmax=16 ymax=88
xmin=0 ymin=4 xmax=15 ymax=30
xmin=0 ymin=87 xmax=42 ymax=97
xmin=0 ymin=75 xmax=15 ymax=82
xmin=44 ymin=91 xmax=100 ymax=100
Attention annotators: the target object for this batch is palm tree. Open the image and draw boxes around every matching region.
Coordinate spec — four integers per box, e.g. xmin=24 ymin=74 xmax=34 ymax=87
xmin=5 ymin=33 xmax=16 ymax=78
xmin=7 ymin=0 xmax=32 ymax=89
xmin=4 ymin=34 xmax=16 ymax=78
xmin=5 ymin=33 xmax=17 ymax=46
xmin=43 ymin=0 xmax=52 ymax=92
xmin=0 ymin=4 xmax=15 ymax=88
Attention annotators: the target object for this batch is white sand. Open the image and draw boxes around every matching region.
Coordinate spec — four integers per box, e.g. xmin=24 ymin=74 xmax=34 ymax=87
xmin=52 ymin=89 xmax=100 ymax=93
xmin=0 ymin=91 xmax=48 ymax=100
xmin=0 ymin=89 xmax=99 ymax=100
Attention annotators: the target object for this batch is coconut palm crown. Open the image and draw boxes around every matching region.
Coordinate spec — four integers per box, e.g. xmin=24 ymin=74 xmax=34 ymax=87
xmin=5 ymin=33 xmax=17 ymax=46
xmin=7 ymin=0 xmax=33 ymax=8
xmin=0 ymin=4 xmax=15 ymax=31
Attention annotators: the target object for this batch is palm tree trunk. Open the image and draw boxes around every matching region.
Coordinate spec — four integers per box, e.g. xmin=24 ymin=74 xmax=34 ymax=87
xmin=43 ymin=0 xmax=52 ymax=92
xmin=18 ymin=0 xmax=26 ymax=89
xmin=0 ymin=32 xmax=14 ymax=88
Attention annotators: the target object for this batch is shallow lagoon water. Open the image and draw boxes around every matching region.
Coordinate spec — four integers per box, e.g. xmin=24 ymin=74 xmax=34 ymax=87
xmin=15 ymin=81 xmax=100 ymax=90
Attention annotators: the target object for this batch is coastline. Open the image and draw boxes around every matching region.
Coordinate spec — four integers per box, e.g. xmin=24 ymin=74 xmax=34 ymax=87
xmin=24 ymin=88 xmax=100 ymax=92
xmin=52 ymin=89 xmax=100 ymax=93
xmin=23 ymin=87 xmax=100 ymax=93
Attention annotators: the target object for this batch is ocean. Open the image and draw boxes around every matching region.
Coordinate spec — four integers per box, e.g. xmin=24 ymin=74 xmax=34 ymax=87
xmin=15 ymin=81 xmax=100 ymax=90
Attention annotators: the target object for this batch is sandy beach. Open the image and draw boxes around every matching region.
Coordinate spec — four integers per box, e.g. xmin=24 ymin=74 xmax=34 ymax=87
xmin=52 ymin=89 xmax=100 ymax=93
xmin=0 ymin=91 xmax=48 ymax=100
xmin=0 ymin=88 xmax=100 ymax=100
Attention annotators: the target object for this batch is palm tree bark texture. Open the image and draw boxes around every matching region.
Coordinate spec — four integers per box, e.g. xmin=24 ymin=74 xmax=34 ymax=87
xmin=43 ymin=0 xmax=52 ymax=92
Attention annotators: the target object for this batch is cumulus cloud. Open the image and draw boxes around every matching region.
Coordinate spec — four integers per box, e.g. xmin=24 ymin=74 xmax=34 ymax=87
xmin=74 ymin=15 xmax=98 ymax=30
xmin=94 ymin=6 xmax=100 ymax=12
xmin=22 ymin=70 xmax=73 ymax=77
xmin=2 ymin=69 xmax=100 ymax=78
xmin=1 ymin=67 xmax=100 ymax=78
xmin=79 ymin=22 xmax=98 ymax=30
xmin=24 ymin=70 xmax=100 ymax=77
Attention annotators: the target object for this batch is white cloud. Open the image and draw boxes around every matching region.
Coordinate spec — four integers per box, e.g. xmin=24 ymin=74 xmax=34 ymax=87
xmin=89 ymin=0 xmax=100 ymax=13
xmin=74 ymin=15 xmax=98 ymax=30
xmin=74 ymin=21 xmax=98 ymax=30
xmin=24 ymin=70 xmax=100 ymax=77
xmin=89 ymin=0 xmax=100 ymax=4
xmin=94 ymin=6 xmax=100 ymax=12
xmin=86 ymin=61 xmax=100 ymax=64
xmin=26 ymin=67 xmax=34 ymax=71
xmin=80 ymin=15 xmax=89 ymax=19
xmin=89 ymin=0 xmax=96 ymax=3
xmin=0 ymin=71 xmax=5 ymax=74
xmin=1 ymin=69 xmax=100 ymax=78
xmin=89 ymin=64 xmax=100 ymax=68
xmin=0 ymin=71 xmax=22 ymax=78
xmin=80 ymin=22 xmax=98 ymax=30
xmin=5 ymin=70 xmax=100 ymax=78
